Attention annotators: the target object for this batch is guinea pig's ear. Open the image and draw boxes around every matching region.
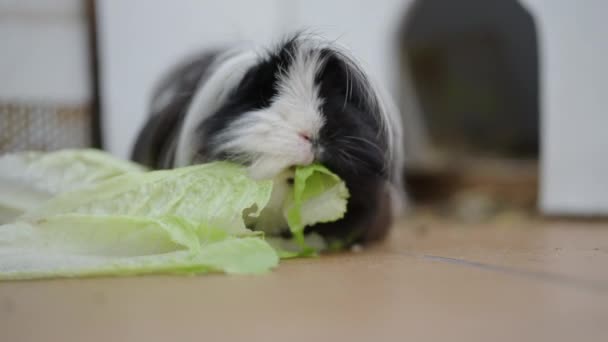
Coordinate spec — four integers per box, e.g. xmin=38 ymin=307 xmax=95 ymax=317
xmin=317 ymin=50 xmax=372 ymax=112
xmin=316 ymin=50 xmax=349 ymax=95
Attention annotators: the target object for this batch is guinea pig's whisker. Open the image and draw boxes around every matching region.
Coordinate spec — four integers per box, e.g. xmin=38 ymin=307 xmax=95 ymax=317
xmin=344 ymin=65 xmax=353 ymax=109
xmin=336 ymin=149 xmax=366 ymax=174
xmin=336 ymin=139 xmax=378 ymax=158
xmin=340 ymin=136 xmax=384 ymax=155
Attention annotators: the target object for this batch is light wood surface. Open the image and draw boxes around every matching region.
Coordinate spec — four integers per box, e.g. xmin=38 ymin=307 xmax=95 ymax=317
xmin=1 ymin=219 xmax=607 ymax=342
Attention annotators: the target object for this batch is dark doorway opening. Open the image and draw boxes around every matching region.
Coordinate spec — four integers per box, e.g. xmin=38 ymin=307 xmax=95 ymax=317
xmin=398 ymin=0 xmax=540 ymax=222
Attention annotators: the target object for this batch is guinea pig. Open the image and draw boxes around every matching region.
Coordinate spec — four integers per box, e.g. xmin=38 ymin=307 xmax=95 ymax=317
xmin=132 ymin=33 xmax=406 ymax=247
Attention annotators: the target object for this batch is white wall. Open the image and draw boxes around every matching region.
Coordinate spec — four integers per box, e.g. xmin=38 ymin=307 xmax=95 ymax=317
xmin=0 ymin=0 xmax=90 ymax=104
xmin=523 ymin=0 xmax=608 ymax=215
xmin=97 ymin=0 xmax=419 ymax=159
xmin=98 ymin=0 xmax=608 ymax=215
xmin=97 ymin=0 xmax=283 ymax=159
xmin=285 ymin=0 xmax=411 ymax=99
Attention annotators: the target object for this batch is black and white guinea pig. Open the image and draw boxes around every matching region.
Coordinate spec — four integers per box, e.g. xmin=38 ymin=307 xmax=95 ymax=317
xmin=132 ymin=33 xmax=406 ymax=247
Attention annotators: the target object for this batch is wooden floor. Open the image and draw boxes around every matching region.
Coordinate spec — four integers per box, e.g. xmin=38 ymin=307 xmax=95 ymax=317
xmin=1 ymin=219 xmax=607 ymax=342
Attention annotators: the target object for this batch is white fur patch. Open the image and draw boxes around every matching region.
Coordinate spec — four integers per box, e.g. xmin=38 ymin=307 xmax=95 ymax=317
xmin=212 ymin=48 xmax=327 ymax=180
xmin=174 ymin=48 xmax=260 ymax=167
xmin=172 ymin=35 xmax=407 ymax=223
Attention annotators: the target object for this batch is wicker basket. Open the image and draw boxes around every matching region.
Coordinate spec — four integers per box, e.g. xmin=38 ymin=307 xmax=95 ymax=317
xmin=0 ymin=102 xmax=92 ymax=153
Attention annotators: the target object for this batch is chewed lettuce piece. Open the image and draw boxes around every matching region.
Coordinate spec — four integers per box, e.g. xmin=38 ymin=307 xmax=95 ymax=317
xmin=0 ymin=162 xmax=277 ymax=280
xmin=0 ymin=148 xmax=349 ymax=280
xmin=24 ymin=162 xmax=273 ymax=236
xmin=0 ymin=149 xmax=145 ymax=223
xmin=282 ymin=164 xmax=349 ymax=255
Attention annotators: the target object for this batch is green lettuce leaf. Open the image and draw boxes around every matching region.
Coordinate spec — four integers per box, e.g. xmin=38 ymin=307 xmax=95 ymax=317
xmin=0 ymin=161 xmax=277 ymax=280
xmin=282 ymin=164 xmax=350 ymax=255
xmin=0 ymin=150 xmax=349 ymax=280
xmin=0 ymin=149 xmax=145 ymax=223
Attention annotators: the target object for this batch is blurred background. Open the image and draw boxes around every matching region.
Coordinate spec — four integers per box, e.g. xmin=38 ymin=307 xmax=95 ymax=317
xmin=1 ymin=0 xmax=607 ymax=222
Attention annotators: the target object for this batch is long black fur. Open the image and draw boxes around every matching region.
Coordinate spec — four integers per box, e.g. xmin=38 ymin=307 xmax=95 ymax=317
xmin=132 ymin=35 xmax=396 ymax=246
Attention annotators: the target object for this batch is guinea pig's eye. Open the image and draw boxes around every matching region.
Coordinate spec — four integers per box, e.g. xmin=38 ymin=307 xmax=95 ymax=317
xmin=286 ymin=177 xmax=294 ymax=185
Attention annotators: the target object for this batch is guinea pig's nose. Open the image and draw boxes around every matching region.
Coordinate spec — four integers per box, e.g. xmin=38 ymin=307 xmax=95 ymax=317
xmin=299 ymin=132 xmax=321 ymax=149
xmin=299 ymin=132 xmax=312 ymax=142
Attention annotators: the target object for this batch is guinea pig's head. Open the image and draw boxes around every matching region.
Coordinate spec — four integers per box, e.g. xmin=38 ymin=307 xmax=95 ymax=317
xmin=198 ymin=35 xmax=403 ymax=187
